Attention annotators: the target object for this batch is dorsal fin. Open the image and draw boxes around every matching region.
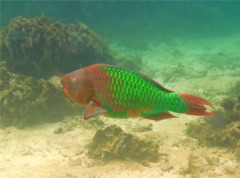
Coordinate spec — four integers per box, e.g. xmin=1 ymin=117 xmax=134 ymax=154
xmin=139 ymin=73 xmax=173 ymax=93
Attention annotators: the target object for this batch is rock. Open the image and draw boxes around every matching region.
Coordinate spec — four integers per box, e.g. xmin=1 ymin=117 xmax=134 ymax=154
xmin=0 ymin=16 xmax=115 ymax=78
xmin=221 ymin=97 xmax=235 ymax=111
xmin=216 ymin=121 xmax=240 ymax=147
xmin=88 ymin=125 xmax=159 ymax=162
xmin=54 ymin=127 xmax=64 ymax=134
xmin=0 ymin=62 xmax=79 ymax=127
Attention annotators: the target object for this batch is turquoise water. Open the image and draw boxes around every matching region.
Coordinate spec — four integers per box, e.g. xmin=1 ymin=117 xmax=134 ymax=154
xmin=1 ymin=1 xmax=240 ymax=178
xmin=2 ymin=2 xmax=240 ymax=39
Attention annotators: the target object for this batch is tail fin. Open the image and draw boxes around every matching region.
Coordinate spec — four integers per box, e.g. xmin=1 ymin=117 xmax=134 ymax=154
xmin=180 ymin=93 xmax=215 ymax=116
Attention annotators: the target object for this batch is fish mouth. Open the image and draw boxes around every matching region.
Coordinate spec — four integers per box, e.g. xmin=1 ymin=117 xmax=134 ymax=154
xmin=60 ymin=84 xmax=64 ymax=89
xmin=60 ymin=79 xmax=65 ymax=89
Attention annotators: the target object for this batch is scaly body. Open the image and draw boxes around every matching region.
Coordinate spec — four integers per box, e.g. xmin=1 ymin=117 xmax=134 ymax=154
xmin=61 ymin=64 xmax=214 ymax=120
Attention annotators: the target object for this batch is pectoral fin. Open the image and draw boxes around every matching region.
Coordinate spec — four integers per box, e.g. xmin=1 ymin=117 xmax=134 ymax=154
xmin=84 ymin=101 xmax=107 ymax=120
xmin=144 ymin=112 xmax=177 ymax=121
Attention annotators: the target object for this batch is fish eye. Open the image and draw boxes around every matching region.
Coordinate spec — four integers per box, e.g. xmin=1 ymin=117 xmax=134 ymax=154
xmin=72 ymin=78 xmax=76 ymax=84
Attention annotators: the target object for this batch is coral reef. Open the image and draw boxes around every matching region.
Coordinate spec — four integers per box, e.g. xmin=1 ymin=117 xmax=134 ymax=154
xmin=0 ymin=62 xmax=79 ymax=127
xmin=88 ymin=125 xmax=159 ymax=162
xmin=186 ymin=94 xmax=240 ymax=157
xmin=211 ymin=121 xmax=240 ymax=147
xmin=0 ymin=16 xmax=114 ymax=78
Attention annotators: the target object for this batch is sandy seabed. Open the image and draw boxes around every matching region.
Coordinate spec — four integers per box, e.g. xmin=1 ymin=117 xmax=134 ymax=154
xmin=0 ymin=116 xmax=239 ymax=178
xmin=1 ymin=35 xmax=240 ymax=178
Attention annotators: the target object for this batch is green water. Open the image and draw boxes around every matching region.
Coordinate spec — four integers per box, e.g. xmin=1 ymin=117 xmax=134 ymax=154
xmin=1 ymin=1 xmax=240 ymax=178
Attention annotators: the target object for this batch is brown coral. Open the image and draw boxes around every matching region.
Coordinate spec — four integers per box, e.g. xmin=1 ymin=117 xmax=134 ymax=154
xmin=0 ymin=16 xmax=114 ymax=78
xmin=88 ymin=125 xmax=159 ymax=162
xmin=0 ymin=61 xmax=79 ymax=127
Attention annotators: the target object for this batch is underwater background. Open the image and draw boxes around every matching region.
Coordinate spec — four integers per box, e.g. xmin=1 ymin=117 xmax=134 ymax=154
xmin=0 ymin=1 xmax=240 ymax=178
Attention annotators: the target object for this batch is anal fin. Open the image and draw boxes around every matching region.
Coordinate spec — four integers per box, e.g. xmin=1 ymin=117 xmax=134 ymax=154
xmin=144 ymin=112 xmax=177 ymax=121
xmin=84 ymin=101 xmax=107 ymax=120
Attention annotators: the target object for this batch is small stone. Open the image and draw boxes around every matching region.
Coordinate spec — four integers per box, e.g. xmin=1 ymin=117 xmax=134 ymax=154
xmin=160 ymin=162 xmax=174 ymax=172
xmin=54 ymin=127 xmax=64 ymax=134
xmin=141 ymin=160 xmax=150 ymax=167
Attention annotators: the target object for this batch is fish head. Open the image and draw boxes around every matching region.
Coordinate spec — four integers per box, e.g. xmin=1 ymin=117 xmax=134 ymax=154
xmin=61 ymin=68 xmax=93 ymax=106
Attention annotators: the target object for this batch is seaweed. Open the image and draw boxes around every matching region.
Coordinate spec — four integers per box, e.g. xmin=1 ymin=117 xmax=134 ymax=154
xmin=0 ymin=16 xmax=115 ymax=78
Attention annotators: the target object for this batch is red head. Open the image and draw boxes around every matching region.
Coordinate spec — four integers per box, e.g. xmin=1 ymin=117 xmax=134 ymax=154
xmin=61 ymin=68 xmax=94 ymax=106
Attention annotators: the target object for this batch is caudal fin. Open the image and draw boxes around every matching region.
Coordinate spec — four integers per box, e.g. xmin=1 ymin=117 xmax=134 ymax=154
xmin=180 ymin=93 xmax=215 ymax=116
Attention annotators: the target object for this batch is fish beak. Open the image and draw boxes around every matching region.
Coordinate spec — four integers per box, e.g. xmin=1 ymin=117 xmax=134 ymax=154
xmin=60 ymin=79 xmax=65 ymax=89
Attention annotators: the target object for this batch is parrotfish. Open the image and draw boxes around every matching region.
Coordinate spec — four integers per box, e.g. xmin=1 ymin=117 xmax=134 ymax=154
xmin=61 ymin=64 xmax=214 ymax=120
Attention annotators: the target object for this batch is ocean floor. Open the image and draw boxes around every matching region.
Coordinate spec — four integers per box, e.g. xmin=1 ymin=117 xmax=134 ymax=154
xmin=0 ymin=34 xmax=240 ymax=178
